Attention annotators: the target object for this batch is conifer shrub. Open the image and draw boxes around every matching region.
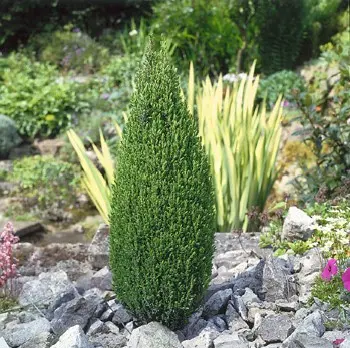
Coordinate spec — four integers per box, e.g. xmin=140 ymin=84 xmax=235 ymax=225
xmin=109 ymin=41 xmax=216 ymax=329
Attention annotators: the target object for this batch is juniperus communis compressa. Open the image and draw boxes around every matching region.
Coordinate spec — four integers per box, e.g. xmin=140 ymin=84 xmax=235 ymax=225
xmin=109 ymin=41 xmax=216 ymax=329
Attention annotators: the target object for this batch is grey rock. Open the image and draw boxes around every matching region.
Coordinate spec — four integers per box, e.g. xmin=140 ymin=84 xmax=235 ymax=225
xmin=0 ymin=338 xmax=9 ymax=348
xmin=51 ymin=296 xmax=98 ymax=336
xmin=19 ymin=271 xmax=77 ymax=308
xmin=91 ymin=266 xmax=112 ymax=291
xmin=225 ymin=301 xmax=249 ymax=331
xmin=213 ymin=332 xmax=248 ymax=348
xmin=51 ymin=325 xmax=93 ymax=348
xmin=232 ymin=295 xmax=248 ymax=321
xmin=203 ymin=289 xmax=232 ymax=317
xmin=88 ymin=224 xmax=109 ymax=269
xmin=287 ymin=333 xmax=333 ymax=348
xmin=341 ymin=337 xmax=350 ymax=348
xmin=100 ymin=308 xmax=114 ymax=322
xmin=182 ymin=328 xmax=219 ymax=348
xmin=262 ymin=257 xmax=297 ymax=302
xmin=208 ymin=316 xmax=227 ymax=332
xmin=282 ymin=206 xmax=314 ymax=241
xmin=89 ymin=333 xmax=126 ymax=348
xmin=205 ymin=281 xmax=234 ymax=302
xmin=2 ymin=318 xmax=50 ymax=347
xmin=283 ymin=310 xmax=325 ymax=347
xmin=232 ymin=260 xmax=265 ymax=296
xmin=276 ymin=296 xmax=300 ymax=312
xmin=127 ymin=322 xmax=182 ymax=348
xmin=111 ymin=303 xmax=133 ymax=325
xmin=105 ymin=321 xmax=120 ymax=335
xmin=258 ymin=314 xmax=294 ymax=343
xmin=19 ymin=332 xmax=52 ymax=348
xmin=241 ymin=288 xmax=261 ymax=306
xmin=87 ymin=320 xmax=108 ymax=336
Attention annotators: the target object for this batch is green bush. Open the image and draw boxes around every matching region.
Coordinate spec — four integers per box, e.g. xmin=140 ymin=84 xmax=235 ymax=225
xmin=257 ymin=0 xmax=307 ymax=74
xmin=109 ymin=41 xmax=216 ymax=329
xmin=0 ymin=54 xmax=89 ymax=138
xmin=258 ymin=70 xmax=306 ymax=108
xmin=0 ymin=114 xmax=21 ymax=159
xmin=293 ymin=29 xmax=350 ymax=200
xmin=28 ymin=24 xmax=110 ymax=73
xmin=10 ymin=155 xmax=81 ymax=210
xmin=152 ymin=0 xmax=240 ymax=76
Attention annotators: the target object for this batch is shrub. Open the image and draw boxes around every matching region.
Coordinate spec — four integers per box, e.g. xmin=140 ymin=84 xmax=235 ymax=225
xmin=293 ymin=29 xmax=350 ymax=201
xmin=29 ymin=24 xmax=110 ymax=73
xmin=258 ymin=70 xmax=306 ymax=109
xmin=0 ymin=114 xmax=21 ymax=159
xmin=10 ymin=155 xmax=81 ymax=212
xmin=256 ymin=0 xmax=307 ymax=74
xmin=0 ymin=54 xmax=89 ymax=138
xmin=109 ymin=41 xmax=216 ymax=329
xmin=152 ymin=0 xmax=240 ymax=76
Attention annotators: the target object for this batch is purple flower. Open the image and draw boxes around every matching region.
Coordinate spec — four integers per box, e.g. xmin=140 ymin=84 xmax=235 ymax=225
xmin=73 ymin=27 xmax=81 ymax=33
xmin=321 ymin=259 xmax=338 ymax=281
xmin=342 ymin=268 xmax=350 ymax=291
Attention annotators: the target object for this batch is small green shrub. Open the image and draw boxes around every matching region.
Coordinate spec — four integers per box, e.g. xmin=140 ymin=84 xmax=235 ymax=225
xmin=0 ymin=114 xmax=21 ymax=159
xmin=10 ymin=155 xmax=81 ymax=211
xmin=28 ymin=24 xmax=110 ymax=73
xmin=109 ymin=41 xmax=216 ymax=329
xmin=0 ymin=54 xmax=89 ymax=138
xmin=258 ymin=70 xmax=306 ymax=108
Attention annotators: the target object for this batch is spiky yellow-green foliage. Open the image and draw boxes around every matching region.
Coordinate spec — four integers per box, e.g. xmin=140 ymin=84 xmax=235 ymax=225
xmin=109 ymin=42 xmax=216 ymax=329
xmin=188 ymin=62 xmax=283 ymax=231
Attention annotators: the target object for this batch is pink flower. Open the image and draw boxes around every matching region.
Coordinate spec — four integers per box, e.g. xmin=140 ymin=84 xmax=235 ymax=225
xmin=342 ymin=268 xmax=350 ymax=291
xmin=321 ymin=259 xmax=338 ymax=281
xmin=333 ymin=338 xmax=345 ymax=346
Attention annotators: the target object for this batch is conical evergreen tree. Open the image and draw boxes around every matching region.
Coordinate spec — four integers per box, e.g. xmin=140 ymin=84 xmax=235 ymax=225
xmin=109 ymin=40 xmax=216 ymax=329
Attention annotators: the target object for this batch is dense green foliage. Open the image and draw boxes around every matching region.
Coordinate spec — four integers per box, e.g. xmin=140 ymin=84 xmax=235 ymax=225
xmin=257 ymin=0 xmax=307 ymax=74
xmin=152 ymin=0 xmax=240 ymax=76
xmin=28 ymin=25 xmax=110 ymax=73
xmin=0 ymin=114 xmax=21 ymax=158
xmin=258 ymin=70 xmax=306 ymax=108
xmin=11 ymin=155 xmax=81 ymax=211
xmin=109 ymin=42 xmax=216 ymax=329
xmin=293 ymin=29 xmax=350 ymax=201
xmin=0 ymin=54 xmax=89 ymax=138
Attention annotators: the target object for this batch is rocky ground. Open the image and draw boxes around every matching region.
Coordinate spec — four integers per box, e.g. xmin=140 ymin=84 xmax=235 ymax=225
xmin=0 ymin=224 xmax=349 ymax=348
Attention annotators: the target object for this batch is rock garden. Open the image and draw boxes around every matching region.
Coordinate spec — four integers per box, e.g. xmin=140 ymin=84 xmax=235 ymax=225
xmin=0 ymin=1 xmax=349 ymax=347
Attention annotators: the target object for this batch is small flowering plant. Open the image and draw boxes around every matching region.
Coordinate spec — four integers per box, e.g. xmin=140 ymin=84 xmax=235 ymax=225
xmin=0 ymin=222 xmax=19 ymax=308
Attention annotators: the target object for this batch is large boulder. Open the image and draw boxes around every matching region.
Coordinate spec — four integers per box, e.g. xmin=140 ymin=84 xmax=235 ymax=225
xmin=258 ymin=314 xmax=295 ymax=343
xmin=281 ymin=207 xmax=314 ymax=241
xmin=88 ymin=224 xmax=109 ymax=269
xmin=127 ymin=322 xmax=183 ymax=348
xmin=51 ymin=296 xmax=99 ymax=336
xmin=262 ymin=257 xmax=298 ymax=302
xmin=51 ymin=325 xmax=93 ymax=348
xmin=18 ymin=270 xmax=78 ymax=308
xmin=1 ymin=318 xmax=50 ymax=347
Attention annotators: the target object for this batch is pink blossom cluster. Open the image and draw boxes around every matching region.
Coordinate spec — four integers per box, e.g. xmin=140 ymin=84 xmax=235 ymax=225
xmin=321 ymin=258 xmax=350 ymax=291
xmin=0 ymin=222 xmax=19 ymax=288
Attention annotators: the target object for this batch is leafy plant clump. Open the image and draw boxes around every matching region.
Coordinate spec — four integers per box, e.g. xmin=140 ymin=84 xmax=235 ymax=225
xmin=29 ymin=24 xmax=110 ymax=73
xmin=0 ymin=54 xmax=89 ymax=138
xmin=10 ymin=155 xmax=81 ymax=212
xmin=109 ymin=41 xmax=216 ymax=329
xmin=258 ymin=70 xmax=306 ymax=109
